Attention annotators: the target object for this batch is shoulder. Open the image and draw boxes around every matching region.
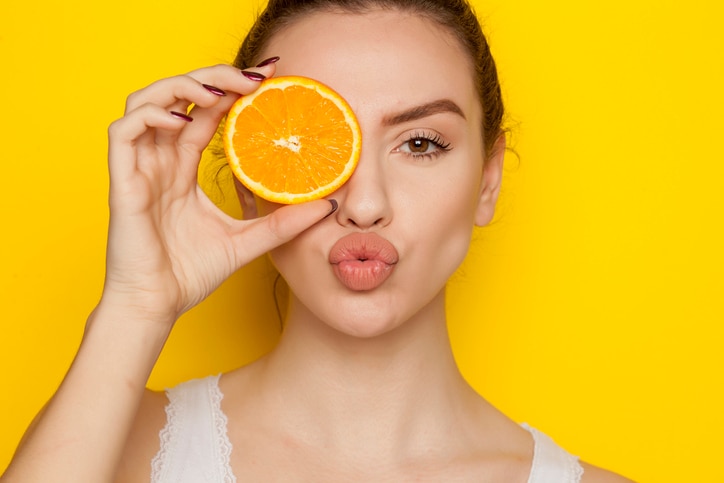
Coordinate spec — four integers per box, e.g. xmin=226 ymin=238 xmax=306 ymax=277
xmin=114 ymin=388 xmax=168 ymax=483
xmin=581 ymin=461 xmax=636 ymax=483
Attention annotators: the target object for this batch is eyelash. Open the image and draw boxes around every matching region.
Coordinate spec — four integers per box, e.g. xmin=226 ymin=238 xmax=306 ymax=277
xmin=397 ymin=131 xmax=452 ymax=160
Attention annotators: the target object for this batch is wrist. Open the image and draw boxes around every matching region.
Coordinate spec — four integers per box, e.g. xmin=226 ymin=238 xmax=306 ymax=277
xmin=84 ymin=300 xmax=176 ymax=365
xmin=93 ymin=290 xmax=180 ymax=329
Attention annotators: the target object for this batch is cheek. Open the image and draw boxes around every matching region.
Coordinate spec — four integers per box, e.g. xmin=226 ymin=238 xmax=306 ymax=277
xmin=430 ymin=197 xmax=477 ymax=264
xmin=402 ymin=167 xmax=482 ymax=273
xmin=414 ymin=157 xmax=482 ymax=224
xmin=267 ymin=236 xmax=307 ymax=279
xmin=266 ymin=224 xmax=328 ymax=293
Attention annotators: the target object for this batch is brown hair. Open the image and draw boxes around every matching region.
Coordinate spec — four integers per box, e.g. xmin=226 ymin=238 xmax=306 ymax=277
xmin=234 ymin=0 xmax=505 ymax=156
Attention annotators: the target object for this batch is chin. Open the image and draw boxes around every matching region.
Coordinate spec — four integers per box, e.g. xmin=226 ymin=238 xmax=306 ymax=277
xmin=315 ymin=298 xmax=407 ymax=339
xmin=308 ymin=287 xmax=444 ymax=341
xmin=332 ymin=315 xmax=403 ymax=339
xmin=283 ymin=266 xmax=448 ymax=341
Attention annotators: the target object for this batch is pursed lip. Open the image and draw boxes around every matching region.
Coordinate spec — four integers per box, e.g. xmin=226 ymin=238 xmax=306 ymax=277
xmin=328 ymin=233 xmax=399 ymax=291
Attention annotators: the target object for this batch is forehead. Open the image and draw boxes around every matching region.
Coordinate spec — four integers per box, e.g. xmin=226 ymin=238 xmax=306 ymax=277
xmin=261 ymin=9 xmax=481 ymax=124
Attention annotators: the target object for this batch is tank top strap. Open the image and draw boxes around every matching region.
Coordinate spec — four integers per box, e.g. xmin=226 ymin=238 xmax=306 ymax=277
xmin=151 ymin=375 xmax=236 ymax=483
xmin=522 ymin=423 xmax=584 ymax=483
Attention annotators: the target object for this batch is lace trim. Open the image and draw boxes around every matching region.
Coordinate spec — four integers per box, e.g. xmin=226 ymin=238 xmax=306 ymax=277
xmin=150 ymin=384 xmax=183 ymax=482
xmin=559 ymin=446 xmax=584 ymax=483
xmin=208 ymin=375 xmax=236 ymax=483
xmin=571 ymin=458 xmax=585 ymax=482
xmin=149 ymin=376 xmax=236 ymax=483
xmin=522 ymin=423 xmax=585 ymax=483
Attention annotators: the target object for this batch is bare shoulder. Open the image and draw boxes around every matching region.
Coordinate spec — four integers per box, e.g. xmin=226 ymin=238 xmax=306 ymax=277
xmin=114 ymin=388 xmax=168 ymax=483
xmin=581 ymin=461 xmax=636 ymax=483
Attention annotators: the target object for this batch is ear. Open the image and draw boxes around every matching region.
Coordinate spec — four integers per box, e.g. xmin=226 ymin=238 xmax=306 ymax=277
xmin=474 ymin=134 xmax=506 ymax=227
xmin=233 ymin=177 xmax=259 ymax=219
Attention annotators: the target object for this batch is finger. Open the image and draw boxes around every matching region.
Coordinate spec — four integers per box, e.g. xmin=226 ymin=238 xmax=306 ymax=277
xmin=176 ymin=64 xmax=278 ymax=147
xmin=124 ymin=75 xmax=223 ymax=114
xmin=175 ymin=102 xmax=232 ymax=149
xmin=231 ymin=199 xmax=337 ymax=265
xmin=108 ymin=105 xmax=192 ymax=181
xmin=184 ymin=62 xmax=278 ymax=96
xmin=125 ymin=63 xmax=277 ymax=114
xmin=120 ymin=63 xmax=277 ymax=153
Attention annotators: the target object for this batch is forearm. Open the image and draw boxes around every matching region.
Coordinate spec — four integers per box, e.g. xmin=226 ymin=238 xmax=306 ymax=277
xmin=2 ymin=304 xmax=172 ymax=482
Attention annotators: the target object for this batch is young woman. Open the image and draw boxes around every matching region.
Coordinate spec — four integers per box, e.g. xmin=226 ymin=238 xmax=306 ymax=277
xmin=2 ymin=0 xmax=632 ymax=481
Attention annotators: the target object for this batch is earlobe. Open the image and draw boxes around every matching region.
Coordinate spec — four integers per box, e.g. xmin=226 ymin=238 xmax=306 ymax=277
xmin=233 ymin=177 xmax=259 ymax=219
xmin=474 ymin=134 xmax=506 ymax=227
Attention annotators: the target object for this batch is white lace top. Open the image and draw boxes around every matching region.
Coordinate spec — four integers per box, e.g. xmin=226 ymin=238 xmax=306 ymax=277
xmin=151 ymin=375 xmax=235 ymax=483
xmin=151 ymin=375 xmax=583 ymax=483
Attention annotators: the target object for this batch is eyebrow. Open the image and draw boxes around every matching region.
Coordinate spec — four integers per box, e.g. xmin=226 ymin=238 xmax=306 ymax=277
xmin=381 ymin=99 xmax=466 ymax=126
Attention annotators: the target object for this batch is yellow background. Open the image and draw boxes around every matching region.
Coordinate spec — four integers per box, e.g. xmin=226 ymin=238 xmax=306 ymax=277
xmin=1 ymin=0 xmax=722 ymax=480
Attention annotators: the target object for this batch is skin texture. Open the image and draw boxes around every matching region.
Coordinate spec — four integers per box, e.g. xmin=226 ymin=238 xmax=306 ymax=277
xmin=2 ymin=9 xmax=633 ymax=483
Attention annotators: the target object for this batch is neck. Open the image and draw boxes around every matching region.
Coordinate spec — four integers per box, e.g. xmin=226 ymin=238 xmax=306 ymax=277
xmin=247 ymin=289 xmax=482 ymax=460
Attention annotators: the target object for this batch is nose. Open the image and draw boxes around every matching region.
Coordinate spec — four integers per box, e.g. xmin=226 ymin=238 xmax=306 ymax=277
xmin=333 ymin=149 xmax=392 ymax=229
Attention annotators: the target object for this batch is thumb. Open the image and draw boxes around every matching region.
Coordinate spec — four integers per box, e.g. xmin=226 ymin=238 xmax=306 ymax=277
xmin=232 ymin=198 xmax=337 ymax=263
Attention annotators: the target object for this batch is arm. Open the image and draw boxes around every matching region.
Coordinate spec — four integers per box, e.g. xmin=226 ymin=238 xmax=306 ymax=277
xmin=1 ymin=63 xmax=335 ymax=482
xmin=3 ymin=306 xmax=171 ymax=482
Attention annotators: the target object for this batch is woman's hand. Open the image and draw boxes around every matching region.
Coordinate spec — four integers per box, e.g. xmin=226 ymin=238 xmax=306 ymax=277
xmin=6 ymin=64 xmax=349 ymax=483
xmin=102 ymin=63 xmax=333 ymax=325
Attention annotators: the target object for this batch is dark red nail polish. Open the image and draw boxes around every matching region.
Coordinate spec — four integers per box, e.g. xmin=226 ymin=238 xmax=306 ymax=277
xmin=170 ymin=111 xmax=193 ymax=122
xmin=324 ymin=199 xmax=338 ymax=218
xmin=241 ymin=70 xmax=266 ymax=81
xmin=255 ymin=56 xmax=280 ymax=68
xmin=202 ymin=84 xmax=226 ymax=96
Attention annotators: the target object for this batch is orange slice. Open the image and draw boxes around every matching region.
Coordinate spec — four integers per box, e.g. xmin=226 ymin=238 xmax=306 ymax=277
xmin=223 ymin=76 xmax=361 ymax=204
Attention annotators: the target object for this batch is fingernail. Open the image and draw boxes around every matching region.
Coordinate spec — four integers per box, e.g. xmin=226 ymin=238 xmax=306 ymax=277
xmin=324 ymin=199 xmax=338 ymax=219
xmin=255 ymin=56 xmax=280 ymax=68
xmin=241 ymin=70 xmax=266 ymax=81
xmin=170 ymin=111 xmax=193 ymax=122
xmin=202 ymin=84 xmax=226 ymax=96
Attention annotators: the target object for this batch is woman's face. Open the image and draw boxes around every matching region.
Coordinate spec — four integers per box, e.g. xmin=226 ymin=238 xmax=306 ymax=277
xmin=254 ymin=9 xmax=502 ymax=337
